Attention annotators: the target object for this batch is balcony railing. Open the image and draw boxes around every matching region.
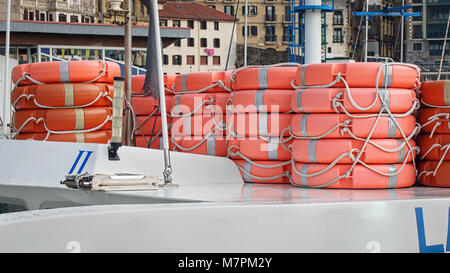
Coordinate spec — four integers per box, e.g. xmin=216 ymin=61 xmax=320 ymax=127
xmin=265 ymin=14 xmax=277 ymax=22
xmin=265 ymin=35 xmax=277 ymax=43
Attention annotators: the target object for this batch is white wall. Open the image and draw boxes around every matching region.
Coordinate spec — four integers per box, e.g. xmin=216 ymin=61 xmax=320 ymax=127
xmin=162 ymin=19 xmax=236 ymax=74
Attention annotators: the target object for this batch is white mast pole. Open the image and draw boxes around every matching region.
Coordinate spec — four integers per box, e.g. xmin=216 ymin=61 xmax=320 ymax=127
xmin=150 ymin=0 xmax=173 ymax=185
xmin=2 ymin=0 xmax=11 ymax=137
xmin=304 ymin=0 xmax=322 ymax=64
xmin=365 ymin=0 xmax=369 ymax=62
xmin=244 ymin=0 xmax=248 ymax=66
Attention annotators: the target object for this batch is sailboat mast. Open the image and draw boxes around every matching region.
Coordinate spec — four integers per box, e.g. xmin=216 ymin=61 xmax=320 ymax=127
xmin=437 ymin=12 xmax=450 ymax=81
xmin=149 ymin=0 xmax=173 ymax=184
xmin=2 ymin=0 xmax=11 ymax=137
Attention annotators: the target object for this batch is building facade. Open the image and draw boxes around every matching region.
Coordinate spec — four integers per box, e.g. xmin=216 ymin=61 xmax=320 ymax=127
xmin=350 ymin=0 xmax=403 ymax=62
xmin=406 ymin=0 xmax=450 ymax=80
xmin=157 ymin=2 xmax=236 ymax=74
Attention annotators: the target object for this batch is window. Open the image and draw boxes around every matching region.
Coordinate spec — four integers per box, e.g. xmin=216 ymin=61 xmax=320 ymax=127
xmin=282 ymin=25 xmax=291 ymax=42
xmin=265 ymin=6 xmax=276 ymax=21
xmin=39 ymin=13 xmax=46 ymax=21
xmin=333 ymin=28 xmax=343 ymax=43
xmin=23 ymin=9 xmax=28 ymax=20
xmin=413 ymin=25 xmax=422 ymax=39
xmin=173 ymin=55 xmax=182 ymax=65
xmin=413 ymin=43 xmax=422 ymax=51
xmin=200 ymin=56 xmax=208 ymax=65
xmin=284 ymin=6 xmax=291 ymax=22
xmin=429 ymin=41 xmax=450 ymax=56
xmin=328 ymin=47 xmax=332 ymax=53
xmin=427 ymin=23 xmax=450 ymax=39
xmin=186 ymin=55 xmax=195 ymax=65
xmin=48 ymin=13 xmax=54 ymax=22
xmin=333 ymin=10 xmax=343 ymax=25
xmin=187 ymin=38 xmax=194 ymax=47
xmin=29 ymin=11 xmax=34 ymax=20
xmin=213 ymin=56 xmax=221 ymax=65
xmin=201 ymin=38 xmax=207 ymax=47
xmin=200 ymin=21 xmax=207 ymax=30
xmin=174 ymin=39 xmax=181 ymax=47
xmin=187 ymin=20 xmax=194 ymax=29
xmin=172 ymin=20 xmax=181 ymax=27
xmin=243 ymin=5 xmax=258 ymax=15
xmin=224 ymin=5 xmax=234 ymax=16
xmin=214 ymin=21 xmax=219 ymax=31
xmin=265 ymin=25 xmax=276 ymax=42
xmin=160 ymin=19 xmax=167 ymax=27
xmin=213 ymin=38 xmax=220 ymax=48
xmin=242 ymin=26 xmax=258 ymax=36
xmin=70 ymin=15 xmax=79 ymax=23
xmin=208 ymin=5 xmax=216 ymax=9
xmin=58 ymin=13 xmax=67 ymax=22
xmin=163 ymin=55 xmax=169 ymax=65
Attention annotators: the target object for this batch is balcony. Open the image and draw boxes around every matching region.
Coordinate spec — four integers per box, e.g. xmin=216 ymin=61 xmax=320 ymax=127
xmin=265 ymin=35 xmax=277 ymax=43
xmin=265 ymin=14 xmax=277 ymax=22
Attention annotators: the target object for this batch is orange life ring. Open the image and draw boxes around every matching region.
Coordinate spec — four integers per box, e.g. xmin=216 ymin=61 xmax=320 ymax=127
xmin=292 ymin=138 xmax=416 ymax=164
xmin=131 ymin=95 xmax=172 ymax=116
xmin=293 ymin=63 xmax=419 ymax=89
xmin=12 ymin=107 xmax=112 ymax=133
xmin=291 ymin=88 xmax=417 ymax=113
xmin=14 ymin=130 xmax=111 ymax=143
xmin=135 ymin=136 xmax=173 ymax=150
xmin=233 ymin=113 xmax=292 ymax=137
xmin=12 ymin=83 xmax=113 ymax=110
xmin=290 ymin=114 xmax=416 ymax=139
xmin=135 ymin=115 xmax=172 ymax=136
xmin=420 ymin=80 xmax=450 ymax=107
xmin=233 ymin=160 xmax=290 ymax=184
xmin=418 ymin=160 xmax=450 ymax=187
xmin=173 ymin=71 xmax=232 ymax=93
xmin=169 ymin=93 xmax=230 ymax=116
xmin=232 ymin=89 xmax=293 ymax=113
xmin=417 ymin=133 xmax=450 ymax=160
xmin=231 ymin=66 xmax=297 ymax=91
xmin=171 ymin=135 xmax=227 ymax=157
xmin=12 ymin=61 xmax=120 ymax=86
xmin=291 ymin=162 xmax=415 ymax=189
xmin=418 ymin=108 xmax=450 ymax=134
xmin=171 ymin=114 xmax=226 ymax=136
xmin=132 ymin=74 xmax=176 ymax=95
xmin=228 ymin=138 xmax=293 ymax=161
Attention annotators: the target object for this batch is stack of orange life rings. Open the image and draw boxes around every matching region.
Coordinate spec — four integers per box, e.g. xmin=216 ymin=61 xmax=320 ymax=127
xmin=169 ymin=71 xmax=232 ymax=156
xmin=228 ymin=65 xmax=298 ymax=183
xmin=288 ymin=62 xmax=420 ymax=189
xmin=132 ymin=74 xmax=175 ymax=149
xmin=417 ymin=80 xmax=450 ymax=187
xmin=11 ymin=60 xmax=121 ymax=144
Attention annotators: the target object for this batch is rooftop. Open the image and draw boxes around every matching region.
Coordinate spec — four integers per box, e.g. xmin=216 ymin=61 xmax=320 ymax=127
xmin=159 ymin=2 xmax=236 ymax=22
xmin=0 ymin=20 xmax=190 ymax=39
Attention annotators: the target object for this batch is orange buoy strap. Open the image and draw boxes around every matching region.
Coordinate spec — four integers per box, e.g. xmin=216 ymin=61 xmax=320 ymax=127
xmin=420 ymin=143 xmax=450 ymax=161
xmin=13 ymin=111 xmax=111 ymax=135
xmin=171 ymin=134 xmax=220 ymax=156
xmin=237 ymin=161 xmax=291 ymax=182
xmin=292 ymin=68 xmax=343 ymax=89
xmin=12 ymin=90 xmax=112 ymax=110
xmin=420 ymin=99 xmax=450 ymax=109
xmin=417 ymin=145 xmax=450 ymax=181
xmin=290 ymin=158 xmax=407 ymax=189
xmin=227 ymin=137 xmax=289 ymax=161
xmin=169 ymin=95 xmax=216 ymax=117
xmin=14 ymin=61 xmax=107 ymax=87
xmin=177 ymin=74 xmax=231 ymax=94
xmin=230 ymin=62 xmax=301 ymax=91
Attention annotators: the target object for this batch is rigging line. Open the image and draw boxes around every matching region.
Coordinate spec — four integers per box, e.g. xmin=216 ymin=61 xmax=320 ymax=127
xmin=147 ymin=99 xmax=161 ymax=149
xmin=225 ymin=0 xmax=241 ymax=70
